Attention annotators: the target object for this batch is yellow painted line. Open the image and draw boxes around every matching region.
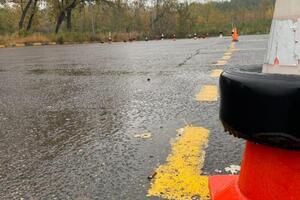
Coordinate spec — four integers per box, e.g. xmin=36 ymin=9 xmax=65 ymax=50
xmin=196 ymin=85 xmax=218 ymax=101
xmin=15 ymin=43 xmax=25 ymax=47
xmin=222 ymin=55 xmax=231 ymax=60
xmin=229 ymin=44 xmax=236 ymax=51
xmin=215 ymin=60 xmax=227 ymax=66
xmin=227 ymin=49 xmax=236 ymax=54
xmin=210 ymin=69 xmax=223 ymax=78
xmin=224 ymin=52 xmax=232 ymax=56
xmin=148 ymin=125 xmax=210 ymax=200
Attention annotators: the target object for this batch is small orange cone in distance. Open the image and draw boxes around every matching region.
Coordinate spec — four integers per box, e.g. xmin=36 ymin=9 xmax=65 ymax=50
xmin=173 ymin=34 xmax=176 ymax=41
xmin=232 ymin=27 xmax=238 ymax=42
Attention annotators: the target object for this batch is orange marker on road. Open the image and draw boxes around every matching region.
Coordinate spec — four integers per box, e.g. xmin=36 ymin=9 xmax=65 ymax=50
xmin=232 ymin=27 xmax=238 ymax=42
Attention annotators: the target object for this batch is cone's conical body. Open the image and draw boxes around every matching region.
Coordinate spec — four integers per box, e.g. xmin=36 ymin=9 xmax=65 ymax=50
xmin=263 ymin=0 xmax=300 ymax=74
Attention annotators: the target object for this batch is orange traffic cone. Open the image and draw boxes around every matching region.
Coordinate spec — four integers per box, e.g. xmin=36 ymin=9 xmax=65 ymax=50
xmin=210 ymin=0 xmax=300 ymax=199
xmin=209 ymin=142 xmax=300 ymax=200
xmin=232 ymin=27 xmax=238 ymax=42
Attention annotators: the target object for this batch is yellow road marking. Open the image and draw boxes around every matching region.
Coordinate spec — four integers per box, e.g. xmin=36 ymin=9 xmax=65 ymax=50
xmin=229 ymin=43 xmax=236 ymax=50
xmin=222 ymin=55 xmax=231 ymax=60
xmin=147 ymin=125 xmax=210 ymax=200
xmin=215 ymin=60 xmax=227 ymax=66
xmin=224 ymin=52 xmax=232 ymax=56
xmin=210 ymin=69 xmax=223 ymax=78
xmin=196 ymin=85 xmax=218 ymax=101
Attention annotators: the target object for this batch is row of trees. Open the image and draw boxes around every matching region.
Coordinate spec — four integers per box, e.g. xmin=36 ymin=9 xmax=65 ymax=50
xmin=0 ymin=0 xmax=275 ymax=39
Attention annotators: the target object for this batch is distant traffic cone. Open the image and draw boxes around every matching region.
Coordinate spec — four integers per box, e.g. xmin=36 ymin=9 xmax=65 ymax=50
xmin=219 ymin=32 xmax=223 ymax=38
xmin=209 ymin=0 xmax=300 ymax=199
xmin=193 ymin=33 xmax=197 ymax=40
xmin=232 ymin=27 xmax=238 ymax=42
xmin=108 ymin=32 xmax=112 ymax=43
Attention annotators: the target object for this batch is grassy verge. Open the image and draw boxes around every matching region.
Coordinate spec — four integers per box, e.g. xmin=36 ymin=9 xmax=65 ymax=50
xmin=0 ymin=32 xmax=146 ymax=46
xmin=0 ymin=22 xmax=272 ymax=47
xmin=0 ymin=33 xmax=51 ymax=46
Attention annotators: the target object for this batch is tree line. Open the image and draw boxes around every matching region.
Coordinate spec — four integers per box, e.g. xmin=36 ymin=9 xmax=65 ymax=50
xmin=0 ymin=0 xmax=275 ymax=42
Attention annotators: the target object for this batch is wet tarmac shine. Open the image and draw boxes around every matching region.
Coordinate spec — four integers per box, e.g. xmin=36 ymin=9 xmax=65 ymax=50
xmin=0 ymin=36 xmax=268 ymax=199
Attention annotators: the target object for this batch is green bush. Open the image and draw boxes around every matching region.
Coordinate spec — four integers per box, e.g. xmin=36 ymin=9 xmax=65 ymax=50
xmin=56 ymin=35 xmax=64 ymax=44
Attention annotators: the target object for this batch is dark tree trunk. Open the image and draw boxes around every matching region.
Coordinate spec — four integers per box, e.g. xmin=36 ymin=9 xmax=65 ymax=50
xmin=19 ymin=0 xmax=33 ymax=30
xmin=65 ymin=0 xmax=78 ymax=32
xmin=26 ymin=0 xmax=38 ymax=31
xmin=55 ymin=11 xmax=65 ymax=33
xmin=55 ymin=0 xmax=78 ymax=34
xmin=66 ymin=9 xmax=72 ymax=31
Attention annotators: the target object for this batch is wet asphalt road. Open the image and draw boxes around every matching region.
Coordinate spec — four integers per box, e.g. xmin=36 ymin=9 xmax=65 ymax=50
xmin=0 ymin=35 xmax=268 ymax=199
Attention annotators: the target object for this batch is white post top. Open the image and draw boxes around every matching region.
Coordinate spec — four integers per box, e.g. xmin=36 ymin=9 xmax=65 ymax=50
xmin=273 ymin=0 xmax=300 ymax=20
xmin=263 ymin=0 xmax=300 ymax=75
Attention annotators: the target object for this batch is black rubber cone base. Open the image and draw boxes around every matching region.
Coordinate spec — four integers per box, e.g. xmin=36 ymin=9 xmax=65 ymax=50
xmin=220 ymin=65 xmax=300 ymax=150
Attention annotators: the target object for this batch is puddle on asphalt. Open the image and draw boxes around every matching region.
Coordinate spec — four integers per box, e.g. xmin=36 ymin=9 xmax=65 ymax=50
xmin=27 ymin=68 xmax=173 ymax=76
xmin=28 ymin=68 xmax=93 ymax=76
xmin=55 ymin=69 xmax=93 ymax=76
xmin=28 ymin=69 xmax=48 ymax=74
